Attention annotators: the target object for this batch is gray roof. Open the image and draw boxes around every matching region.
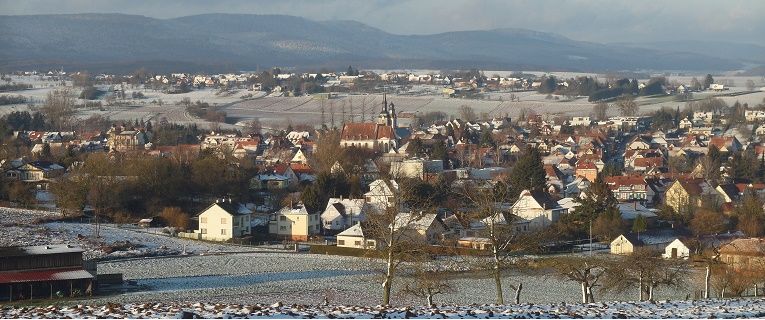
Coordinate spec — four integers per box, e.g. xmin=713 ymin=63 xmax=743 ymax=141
xmin=0 ymin=244 xmax=83 ymax=258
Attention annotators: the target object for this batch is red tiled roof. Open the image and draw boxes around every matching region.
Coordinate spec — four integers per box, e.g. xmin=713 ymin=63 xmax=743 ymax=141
xmin=605 ymin=175 xmax=646 ymax=188
xmin=340 ymin=123 xmax=395 ymax=140
xmin=273 ymin=163 xmax=290 ymax=175
xmin=576 ymin=162 xmax=597 ymax=170
xmin=677 ymin=178 xmax=706 ymax=196
xmin=709 ymin=137 xmax=735 ymax=149
xmin=289 ymin=163 xmax=313 ymax=174
xmin=578 ymin=154 xmax=601 ymax=163
xmin=634 ymin=157 xmax=664 ymax=168
xmin=736 ymin=183 xmax=765 ymax=193
xmin=0 ymin=268 xmax=93 ymax=284
xmin=720 ymin=238 xmax=765 ymax=256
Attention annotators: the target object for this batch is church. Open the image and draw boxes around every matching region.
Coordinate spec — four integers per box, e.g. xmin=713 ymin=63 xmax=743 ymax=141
xmin=339 ymin=94 xmax=399 ymax=152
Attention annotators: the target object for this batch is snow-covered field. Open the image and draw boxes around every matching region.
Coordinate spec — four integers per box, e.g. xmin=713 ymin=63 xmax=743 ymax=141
xmin=0 ymin=207 xmax=277 ymax=260
xmin=1 ymin=207 xmax=704 ymax=306
xmin=3 ymin=74 xmax=763 ymax=129
xmin=88 ymin=252 xmax=698 ymax=306
xmin=2 ymin=298 xmax=764 ymax=319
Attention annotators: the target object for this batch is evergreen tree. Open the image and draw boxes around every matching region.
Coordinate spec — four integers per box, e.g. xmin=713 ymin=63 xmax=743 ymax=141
xmin=703 ymin=74 xmax=714 ymax=89
xmin=632 ymin=215 xmax=648 ymax=235
xmin=572 ymin=175 xmax=619 ymax=224
xmin=431 ymin=140 xmax=447 ymax=163
xmin=409 ymin=138 xmax=424 ymax=157
xmin=507 ymin=147 xmax=546 ymax=198
xmin=301 ymin=185 xmax=321 ymax=214
xmin=480 ymin=130 xmax=494 ymax=147
xmin=40 ymin=143 xmax=52 ymax=160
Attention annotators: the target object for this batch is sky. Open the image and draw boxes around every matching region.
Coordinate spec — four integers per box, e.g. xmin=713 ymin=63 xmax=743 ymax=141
xmin=1 ymin=0 xmax=763 ymax=45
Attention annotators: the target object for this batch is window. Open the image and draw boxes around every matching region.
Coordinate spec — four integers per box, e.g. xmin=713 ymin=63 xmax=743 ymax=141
xmin=200 ymin=217 xmax=207 ymax=224
xmin=366 ymin=241 xmax=375 ymax=247
xmin=338 ymin=240 xmax=345 ymax=245
xmin=354 ymin=241 xmax=361 ymax=246
xmin=280 ymin=216 xmax=287 ymax=221
xmin=201 ymin=228 xmax=207 ymax=234
xmin=221 ymin=218 xmax=227 ymax=224
xmin=280 ymin=226 xmax=287 ymax=231
xmin=221 ymin=229 xmax=227 ymax=235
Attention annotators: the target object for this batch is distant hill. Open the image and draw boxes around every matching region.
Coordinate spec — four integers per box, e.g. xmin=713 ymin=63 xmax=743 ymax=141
xmin=0 ymin=13 xmax=745 ymax=73
xmin=616 ymin=40 xmax=765 ymax=65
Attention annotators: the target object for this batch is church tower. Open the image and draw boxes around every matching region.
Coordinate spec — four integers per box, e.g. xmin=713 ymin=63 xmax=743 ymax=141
xmin=377 ymin=93 xmax=390 ymax=126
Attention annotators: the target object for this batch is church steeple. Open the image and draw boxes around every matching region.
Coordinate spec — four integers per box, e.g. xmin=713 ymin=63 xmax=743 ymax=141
xmin=377 ymin=93 xmax=390 ymax=126
xmin=376 ymin=92 xmax=397 ymax=127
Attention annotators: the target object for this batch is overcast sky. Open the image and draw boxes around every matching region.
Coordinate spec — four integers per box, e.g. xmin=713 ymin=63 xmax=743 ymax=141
xmin=2 ymin=0 xmax=763 ymax=45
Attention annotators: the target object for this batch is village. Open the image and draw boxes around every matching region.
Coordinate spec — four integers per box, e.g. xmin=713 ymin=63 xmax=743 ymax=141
xmin=1 ymin=67 xmax=765 ymax=312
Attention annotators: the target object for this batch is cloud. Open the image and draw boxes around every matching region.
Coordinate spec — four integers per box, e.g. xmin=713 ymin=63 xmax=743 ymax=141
xmin=1 ymin=0 xmax=762 ymax=45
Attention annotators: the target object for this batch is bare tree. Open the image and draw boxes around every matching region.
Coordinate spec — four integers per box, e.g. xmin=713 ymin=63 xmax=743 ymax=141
xmin=310 ymin=129 xmax=342 ymax=173
xmin=364 ymin=182 xmax=435 ymax=305
xmin=746 ymin=79 xmax=757 ymax=91
xmin=41 ymin=89 xmax=76 ymax=130
xmin=603 ymin=248 xmax=688 ymax=301
xmin=546 ymin=256 xmax=609 ymax=303
xmin=401 ymin=267 xmax=454 ymax=306
xmin=455 ymin=181 xmax=529 ymax=304
xmin=458 ymin=105 xmax=477 ymax=122
xmin=616 ymin=97 xmax=639 ymax=117
xmin=592 ymin=102 xmax=609 ymax=121
xmin=244 ymin=118 xmax=262 ymax=134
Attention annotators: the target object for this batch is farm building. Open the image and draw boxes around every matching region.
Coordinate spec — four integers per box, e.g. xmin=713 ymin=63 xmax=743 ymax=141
xmin=0 ymin=245 xmax=94 ymax=301
xmin=662 ymin=238 xmax=691 ymax=259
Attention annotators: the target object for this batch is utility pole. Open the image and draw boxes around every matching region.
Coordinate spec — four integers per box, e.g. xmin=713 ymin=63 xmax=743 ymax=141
xmin=320 ymin=99 xmax=326 ymax=128
xmin=589 ymin=219 xmax=593 ymax=256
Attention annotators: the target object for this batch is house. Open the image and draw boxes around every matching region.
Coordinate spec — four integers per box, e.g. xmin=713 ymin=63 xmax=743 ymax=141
xmin=617 ymin=202 xmax=657 ymax=223
xmin=250 ymin=172 xmax=291 ymax=190
xmin=389 ymin=159 xmax=444 ymax=179
xmin=232 ymin=141 xmax=260 ymax=159
xmin=194 ymin=200 xmax=252 ymax=241
xmin=457 ymin=237 xmax=493 ymax=250
xmin=664 ymin=178 xmax=715 ymax=213
xmin=106 ymin=126 xmax=151 ymax=152
xmin=719 ymin=238 xmax=765 ymax=270
xmin=320 ymin=198 xmax=368 ymax=232
xmin=570 ymin=116 xmax=591 ymax=127
xmin=269 ymin=202 xmax=320 ymax=241
xmin=606 ymin=176 xmax=655 ymax=204
xmin=663 ymin=238 xmax=691 ymax=259
xmin=510 ymin=190 xmax=567 ymax=230
xmin=10 ymin=161 xmax=65 ymax=182
xmin=364 ymin=179 xmax=399 ymax=211
xmin=392 ymin=212 xmax=448 ymax=244
xmin=575 ymin=161 xmax=599 ymax=182
xmin=0 ymin=245 xmax=94 ymax=301
xmin=563 ymin=177 xmax=590 ymax=197
xmin=610 ymin=231 xmax=678 ymax=255
xmin=336 ymin=223 xmax=377 ymax=249
xmin=290 ymin=148 xmax=308 ymax=164
xmin=708 ymin=136 xmax=741 ymax=153
xmin=250 ymin=164 xmax=299 ymax=190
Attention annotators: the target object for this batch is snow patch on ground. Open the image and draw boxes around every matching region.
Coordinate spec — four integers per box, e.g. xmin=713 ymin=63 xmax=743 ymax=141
xmin=2 ymin=298 xmax=764 ymax=319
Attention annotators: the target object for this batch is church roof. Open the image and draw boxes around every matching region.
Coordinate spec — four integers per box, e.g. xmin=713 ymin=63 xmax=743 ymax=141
xmin=341 ymin=123 xmax=396 ymax=140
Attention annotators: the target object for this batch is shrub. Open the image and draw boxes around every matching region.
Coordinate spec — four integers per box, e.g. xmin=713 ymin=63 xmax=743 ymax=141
xmin=159 ymin=207 xmax=190 ymax=231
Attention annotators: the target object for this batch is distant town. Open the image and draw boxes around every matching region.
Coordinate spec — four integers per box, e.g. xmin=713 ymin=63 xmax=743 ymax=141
xmin=1 ymin=65 xmax=765 ymax=316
